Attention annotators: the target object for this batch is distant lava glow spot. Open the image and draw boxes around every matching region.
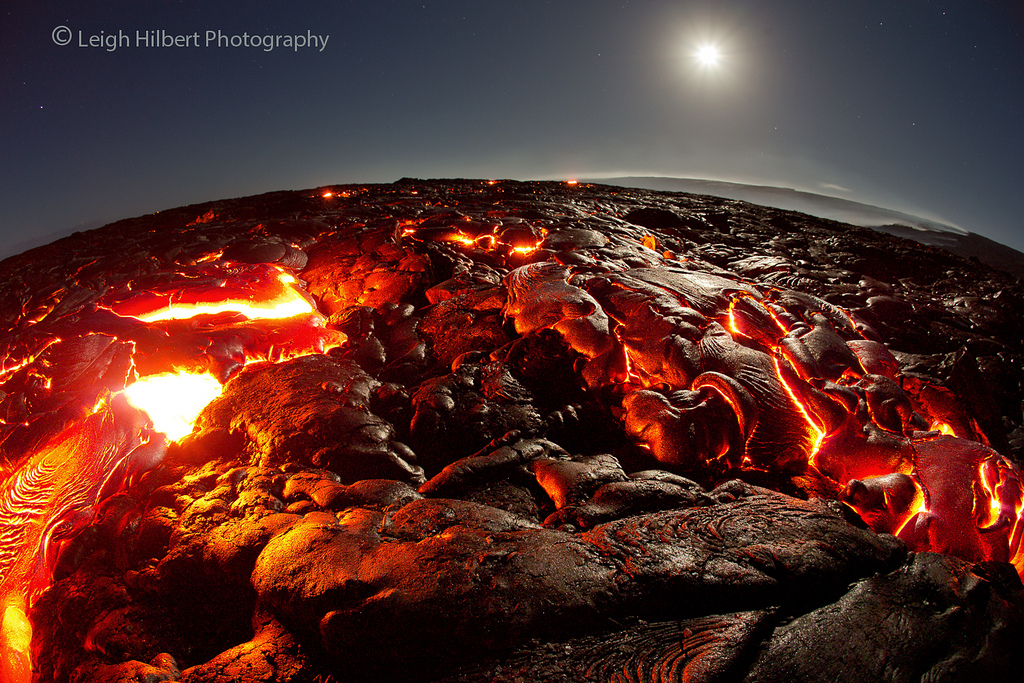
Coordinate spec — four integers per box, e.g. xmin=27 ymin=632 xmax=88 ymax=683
xmin=123 ymin=372 xmax=223 ymax=440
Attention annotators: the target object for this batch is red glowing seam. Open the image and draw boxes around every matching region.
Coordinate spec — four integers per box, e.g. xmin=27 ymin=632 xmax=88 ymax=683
xmin=892 ymin=482 xmax=929 ymax=537
xmin=839 ymin=309 xmax=863 ymax=335
xmin=765 ymin=307 xmax=792 ymax=335
xmin=771 ymin=355 xmax=826 ymax=466
xmin=450 ymin=233 xmax=476 ymax=248
xmin=726 ymin=293 xmax=789 ymax=338
xmin=727 ymin=298 xmax=742 ymax=337
xmin=0 ymin=338 xmax=64 ymax=383
xmin=195 ymin=249 xmax=227 ymax=263
xmin=622 ymin=345 xmax=644 ymax=385
xmin=695 ymin=380 xmax=750 ymax=466
xmin=975 ymin=462 xmax=1002 ymax=529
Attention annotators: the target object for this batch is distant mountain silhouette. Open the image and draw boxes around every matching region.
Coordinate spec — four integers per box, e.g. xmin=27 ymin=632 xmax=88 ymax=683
xmin=591 ymin=176 xmax=1024 ymax=279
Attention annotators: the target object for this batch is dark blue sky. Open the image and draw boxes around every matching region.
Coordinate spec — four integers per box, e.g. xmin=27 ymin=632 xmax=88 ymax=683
xmin=3 ymin=1 xmax=1023 ymax=257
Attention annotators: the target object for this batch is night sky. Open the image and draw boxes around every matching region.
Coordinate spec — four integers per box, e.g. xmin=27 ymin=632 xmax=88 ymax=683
xmin=3 ymin=1 xmax=1023 ymax=258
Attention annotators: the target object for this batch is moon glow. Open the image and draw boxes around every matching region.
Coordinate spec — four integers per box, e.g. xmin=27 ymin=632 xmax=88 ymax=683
xmin=695 ymin=44 xmax=721 ymax=67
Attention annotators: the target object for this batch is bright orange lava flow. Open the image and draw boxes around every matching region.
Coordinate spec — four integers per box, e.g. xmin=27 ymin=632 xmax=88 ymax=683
xmin=0 ymin=603 xmax=31 ymax=683
xmin=0 ymin=396 xmax=156 ymax=681
xmin=727 ymin=301 xmax=742 ymax=337
xmin=120 ymin=271 xmax=315 ymax=323
xmin=726 ymin=293 xmax=789 ymax=341
xmin=123 ymin=372 xmax=224 ymax=440
xmin=0 ymin=259 xmax=347 ymax=677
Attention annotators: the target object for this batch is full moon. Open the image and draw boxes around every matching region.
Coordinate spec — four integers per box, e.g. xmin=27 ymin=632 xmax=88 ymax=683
xmin=695 ymin=43 xmax=720 ymax=67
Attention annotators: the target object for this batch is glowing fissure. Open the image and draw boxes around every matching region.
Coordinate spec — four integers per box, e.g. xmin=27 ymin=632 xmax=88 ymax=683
xmin=772 ymin=355 xmax=826 ymax=463
xmin=403 ymin=225 xmax=543 ymax=256
xmin=0 ymin=339 xmax=61 ymax=384
xmin=622 ymin=345 xmax=643 ymax=385
xmin=975 ymin=462 xmax=995 ymax=527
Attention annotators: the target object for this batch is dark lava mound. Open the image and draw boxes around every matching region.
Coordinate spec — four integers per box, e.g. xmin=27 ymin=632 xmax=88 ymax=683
xmin=1 ymin=179 xmax=1024 ymax=683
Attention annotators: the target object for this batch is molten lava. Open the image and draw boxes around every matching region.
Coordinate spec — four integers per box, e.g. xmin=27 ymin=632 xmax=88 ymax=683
xmin=122 ymin=372 xmax=224 ymax=440
xmin=106 ymin=266 xmax=316 ymax=323
xmin=0 ymin=604 xmax=31 ymax=683
xmin=0 ymin=257 xmax=345 ymax=680
xmin=1 ymin=185 xmax=1023 ymax=680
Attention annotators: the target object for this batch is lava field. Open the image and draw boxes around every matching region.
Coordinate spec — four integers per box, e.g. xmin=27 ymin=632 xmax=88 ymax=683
xmin=0 ymin=179 xmax=1022 ymax=682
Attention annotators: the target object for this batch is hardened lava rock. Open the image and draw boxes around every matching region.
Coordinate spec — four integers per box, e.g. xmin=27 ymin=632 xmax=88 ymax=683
xmin=4 ymin=179 xmax=1024 ymax=682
